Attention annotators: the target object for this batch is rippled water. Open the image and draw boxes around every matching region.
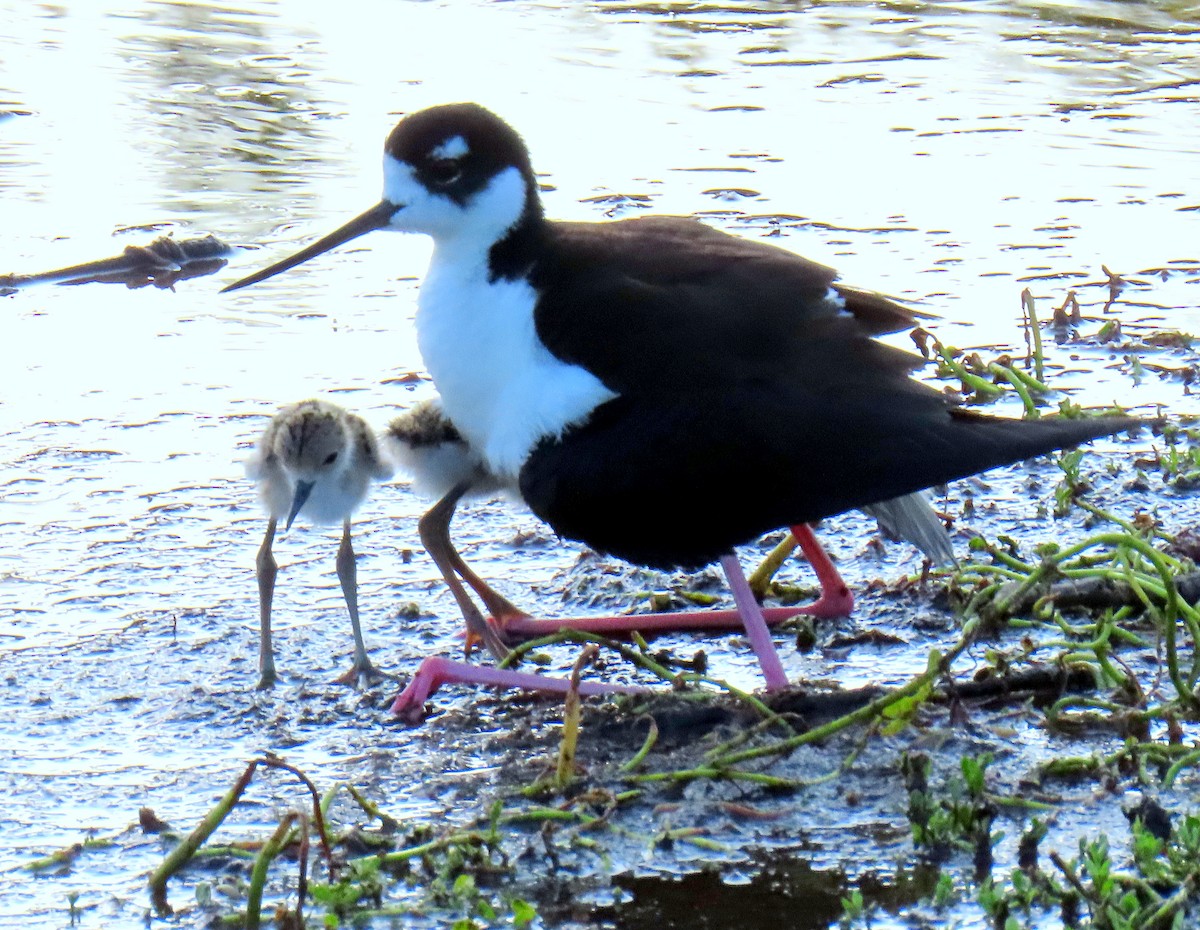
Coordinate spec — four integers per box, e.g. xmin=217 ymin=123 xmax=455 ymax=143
xmin=2 ymin=1 xmax=1199 ymax=926
xmin=3 ymin=0 xmax=1197 ymax=647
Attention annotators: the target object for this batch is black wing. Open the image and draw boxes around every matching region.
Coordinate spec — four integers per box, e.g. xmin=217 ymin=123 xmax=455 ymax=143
xmin=530 ymin=216 xmax=932 ymax=394
xmin=519 ymin=216 xmax=1133 ymax=569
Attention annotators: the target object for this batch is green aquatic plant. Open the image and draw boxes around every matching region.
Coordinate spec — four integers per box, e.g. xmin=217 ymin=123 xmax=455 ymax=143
xmin=1152 ymin=423 xmax=1200 ymax=489
xmin=147 ymin=756 xmax=561 ymax=929
xmin=902 ymin=752 xmax=1000 ymax=876
xmin=950 ymin=485 xmax=1200 ymax=721
xmin=838 ymin=887 xmax=871 ymax=928
xmin=309 ymin=855 xmax=385 ymax=923
xmin=922 ymin=802 xmax=1200 ymax=930
xmin=927 ymin=336 xmax=1052 ymax=413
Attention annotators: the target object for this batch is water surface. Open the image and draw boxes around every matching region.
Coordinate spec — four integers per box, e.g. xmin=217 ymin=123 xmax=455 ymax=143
xmin=2 ymin=2 xmax=1199 ymax=926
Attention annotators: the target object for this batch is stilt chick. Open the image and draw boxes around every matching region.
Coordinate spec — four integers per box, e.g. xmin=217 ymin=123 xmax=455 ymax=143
xmin=249 ymin=399 xmax=392 ymax=689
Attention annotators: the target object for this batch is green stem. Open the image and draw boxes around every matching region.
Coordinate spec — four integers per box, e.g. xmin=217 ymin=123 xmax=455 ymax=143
xmin=1161 ymin=749 xmax=1200 ymax=789
xmin=502 ymin=629 xmax=677 ymax=683
xmin=341 ymin=783 xmax=401 ymax=831
xmin=507 ymin=627 xmax=796 ymax=727
xmin=1139 ymin=874 xmax=1195 ymax=928
xmin=375 ymin=831 xmax=487 ymax=865
xmin=1047 ymin=695 xmax=1140 ymax=719
xmin=713 ymin=626 xmax=978 ymax=769
xmin=1008 ymin=362 xmax=1052 ymax=396
xmin=149 ymin=760 xmax=260 ymax=914
xmin=988 ymin=793 xmax=1055 ymax=812
xmin=937 ymin=347 xmax=1005 ymax=399
xmin=1076 ymin=498 xmax=1177 ymax=545
xmin=1022 ymin=288 xmax=1046 ymax=383
xmin=245 ymin=812 xmax=301 ymax=930
xmin=656 ymin=828 xmax=731 ymax=852
xmin=747 ymin=532 xmax=797 ymax=599
xmin=978 ymin=541 xmax=1036 ymax=574
xmin=957 ymin=564 xmax=1029 ymax=582
xmin=988 ymin=362 xmax=1040 ymax=418
xmin=618 ymin=716 xmax=659 ymax=773
xmin=704 ymin=712 xmax=797 ymax=761
xmin=983 ymin=529 xmax=1194 ymax=706
xmin=556 ymin=646 xmax=596 ymax=790
xmin=627 ymin=766 xmax=801 ymax=789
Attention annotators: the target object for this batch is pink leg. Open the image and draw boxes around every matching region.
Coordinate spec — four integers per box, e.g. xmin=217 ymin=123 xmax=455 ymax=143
xmin=497 ymin=523 xmax=853 ymax=642
xmin=391 ymin=550 xmax=793 ymax=721
xmin=389 ymin=656 xmax=647 ymax=722
xmin=720 ymin=553 xmax=790 ymax=691
xmin=789 ymin=523 xmax=855 ymax=618
xmin=392 ymin=527 xmax=852 ymax=717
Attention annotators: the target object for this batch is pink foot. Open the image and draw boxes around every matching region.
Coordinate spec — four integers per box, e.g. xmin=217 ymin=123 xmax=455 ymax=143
xmin=389 ymin=656 xmax=647 ymax=723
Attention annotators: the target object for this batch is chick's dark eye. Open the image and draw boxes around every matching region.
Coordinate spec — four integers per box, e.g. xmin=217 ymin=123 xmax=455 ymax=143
xmin=323 ymin=452 xmax=338 ymax=465
xmin=426 ymin=159 xmax=462 ymax=185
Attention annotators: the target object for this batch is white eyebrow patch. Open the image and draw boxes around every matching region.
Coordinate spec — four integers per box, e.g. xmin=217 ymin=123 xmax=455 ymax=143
xmin=431 ymin=135 xmax=469 ymax=160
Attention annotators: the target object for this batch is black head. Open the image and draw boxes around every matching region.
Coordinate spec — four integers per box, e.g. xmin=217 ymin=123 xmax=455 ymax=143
xmin=384 ymin=103 xmax=537 ymax=209
xmin=222 ymin=103 xmax=542 ymax=293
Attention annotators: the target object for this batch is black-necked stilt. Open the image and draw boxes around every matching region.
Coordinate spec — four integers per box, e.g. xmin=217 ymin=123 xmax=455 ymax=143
xmin=225 ymin=103 xmax=1136 ymax=712
xmin=249 ymin=399 xmax=393 ymax=689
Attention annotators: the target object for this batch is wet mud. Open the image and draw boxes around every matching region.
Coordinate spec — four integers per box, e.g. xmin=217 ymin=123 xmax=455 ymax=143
xmin=7 ymin=433 xmax=1200 ymax=927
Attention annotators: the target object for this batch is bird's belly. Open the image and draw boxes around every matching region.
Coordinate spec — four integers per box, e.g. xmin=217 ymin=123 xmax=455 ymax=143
xmin=517 ymin=391 xmax=861 ymax=571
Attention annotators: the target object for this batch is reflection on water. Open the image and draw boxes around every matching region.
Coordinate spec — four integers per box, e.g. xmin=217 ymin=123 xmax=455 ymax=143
xmin=0 ymin=1 xmax=1198 ymax=923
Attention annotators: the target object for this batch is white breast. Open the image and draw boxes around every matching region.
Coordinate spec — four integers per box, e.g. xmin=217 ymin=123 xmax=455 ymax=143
xmin=415 ymin=247 xmax=617 ymax=480
xmin=300 ymin=464 xmax=371 ymax=526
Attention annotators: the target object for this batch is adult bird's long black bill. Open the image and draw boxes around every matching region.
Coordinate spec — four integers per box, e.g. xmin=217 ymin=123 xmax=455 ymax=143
xmin=286 ymin=481 xmax=315 ymax=531
xmin=220 ymin=200 xmax=399 ymax=293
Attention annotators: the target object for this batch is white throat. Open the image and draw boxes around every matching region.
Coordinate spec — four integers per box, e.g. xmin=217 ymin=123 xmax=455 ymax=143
xmin=383 ymin=159 xmax=528 ymax=248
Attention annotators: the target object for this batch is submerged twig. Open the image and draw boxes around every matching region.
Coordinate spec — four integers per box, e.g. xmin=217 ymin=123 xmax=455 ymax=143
xmin=2 ymin=234 xmax=230 ymax=291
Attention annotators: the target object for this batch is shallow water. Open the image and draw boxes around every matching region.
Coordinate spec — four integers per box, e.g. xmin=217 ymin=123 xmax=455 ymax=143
xmin=2 ymin=1 xmax=1200 ymax=926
